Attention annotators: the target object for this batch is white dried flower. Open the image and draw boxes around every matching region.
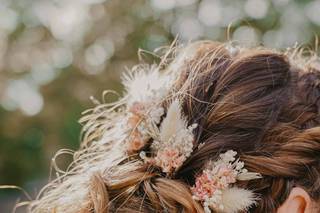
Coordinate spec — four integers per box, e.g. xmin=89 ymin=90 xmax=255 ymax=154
xmin=122 ymin=66 xmax=174 ymax=106
xmin=150 ymin=99 xmax=198 ymax=173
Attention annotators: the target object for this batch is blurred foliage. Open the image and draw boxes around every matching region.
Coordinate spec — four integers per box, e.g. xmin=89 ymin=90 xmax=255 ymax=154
xmin=1 ymin=0 xmax=320 ymax=210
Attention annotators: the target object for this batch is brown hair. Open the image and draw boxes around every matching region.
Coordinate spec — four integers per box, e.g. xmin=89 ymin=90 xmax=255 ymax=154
xmin=30 ymin=41 xmax=320 ymax=213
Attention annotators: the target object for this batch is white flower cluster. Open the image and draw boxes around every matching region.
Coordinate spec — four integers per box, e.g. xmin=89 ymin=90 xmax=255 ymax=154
xmin=151 ymin=123 xmax=197 ymax=155
xmin=136 ymin=100 xmax=198 ymax=173
xmin=203 ymin=191 xmax=223 ymax=213
xmin=151 ymin=123 xmax=198 ymax=173
xmin=122 ymin=66 xmax=174 ymax=106
xmin=147 ymin=107 xmax=165 ymax=124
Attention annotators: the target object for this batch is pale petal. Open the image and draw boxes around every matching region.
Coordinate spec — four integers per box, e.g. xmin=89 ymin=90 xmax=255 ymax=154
xmin=237 ymin=172 xmax=262 ymax=181
xmin=221 ymin=187 xmax=258 ymax=213
xmin=159 ymin=99 xmax=187 ymax=143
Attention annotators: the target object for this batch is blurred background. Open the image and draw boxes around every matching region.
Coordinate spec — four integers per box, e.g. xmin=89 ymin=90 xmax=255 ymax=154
xmin=1 ymin=0 xmax=320 ymax=211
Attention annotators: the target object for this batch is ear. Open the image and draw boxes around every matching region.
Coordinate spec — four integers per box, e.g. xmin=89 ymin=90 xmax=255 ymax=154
xmin=277 ymin=187 xmax=313 ymax=213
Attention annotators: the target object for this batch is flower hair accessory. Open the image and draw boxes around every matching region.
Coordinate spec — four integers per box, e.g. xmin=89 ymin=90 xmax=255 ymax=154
xmin=126 ymin=101 xmax=165 ymax=152
xmin=123 ymin=67 xmax=172 ymax=153
xmin=122 ymin=67 xmax=198 ymax=173
xmin=146 ymin=100 xmax=197 ymax=173
xmin=191 ymin=150 xmax=262 ymax=213
xmin=139 ymin=100 xmax=198 ymax=173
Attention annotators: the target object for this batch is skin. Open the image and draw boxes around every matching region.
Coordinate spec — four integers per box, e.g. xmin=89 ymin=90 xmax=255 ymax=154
xmin=277 ymin=188 xmax=319 ymax=213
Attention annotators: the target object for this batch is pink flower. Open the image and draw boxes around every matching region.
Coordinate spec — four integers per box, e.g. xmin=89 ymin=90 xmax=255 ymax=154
xmin=217 ymin=165 xmax=237 ymax=184
xmin=127 ymin=131 xmax=145 ymax=152
xmin=128 ymin=114 xmax=141 ymax=128
xmin=126 ymin=102 xmax=146 ymax=153
xmin=190 ymin=150 xmax=262 ymax=213
xmin=129 ymin=102 xmax=146 ymax=116
xmin=191 ymin=171 xmax=217 ymax=200
xmin=155 ymin=148 xmax=185 ymax=173
xmin=191 ymin=165 xmax=237 ymax=201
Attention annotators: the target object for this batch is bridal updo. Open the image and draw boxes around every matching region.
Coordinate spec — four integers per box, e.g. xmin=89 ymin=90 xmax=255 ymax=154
xmin=28 ymin=41 xmax=320 ymax=213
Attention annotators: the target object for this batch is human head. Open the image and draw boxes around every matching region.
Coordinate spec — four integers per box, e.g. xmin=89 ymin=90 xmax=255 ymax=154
xmin=29 ymin=41 xmax=320 ymax=213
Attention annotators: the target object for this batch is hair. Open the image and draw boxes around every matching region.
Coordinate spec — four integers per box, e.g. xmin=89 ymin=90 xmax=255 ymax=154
xmin=28 ymin=41 xmax=320 ymax=213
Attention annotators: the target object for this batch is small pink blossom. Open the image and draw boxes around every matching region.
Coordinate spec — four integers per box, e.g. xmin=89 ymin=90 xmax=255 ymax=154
xmin=128 ymin=114 xmax=141 ymax=128
xmin=191 ymin=171 xmax=218 ymax=200
xmin=191 ymin=163 xmax=237 ymax=202
xmin=155 ymin=148 xmax=185 ymax=173
xmin=191 ymin=168 xmax=235 ymax=212
xmin=129 ymin=102 xmax=146 ymax=116
xmin=127 ymin=131 xmax=145 ymax=152
xmin=126 ymin=102 xmax=147 ymax=153
xmin=217 ymin=165 xmax=237 ymax=184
